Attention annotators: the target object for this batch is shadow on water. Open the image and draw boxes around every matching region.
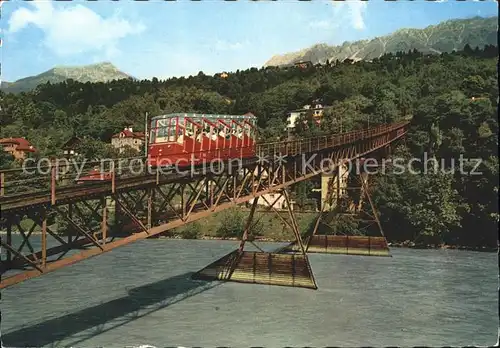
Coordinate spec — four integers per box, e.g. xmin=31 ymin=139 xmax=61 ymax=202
xmin=1 ymin=272 xmax=221 ymax=348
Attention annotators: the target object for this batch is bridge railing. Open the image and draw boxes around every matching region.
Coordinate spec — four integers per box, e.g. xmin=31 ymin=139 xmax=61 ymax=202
xmin=0 ymin=122 xmax=409 ymax=198
xmin=257 ymin=121 xmax=408 ymax=158
xmin=0 ymin=156 xmax=147 ymax=198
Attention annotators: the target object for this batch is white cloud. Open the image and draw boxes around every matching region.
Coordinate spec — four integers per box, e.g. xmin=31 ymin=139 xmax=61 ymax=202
xmin=347 ymin=1 xmax=367 ymax=30
xmin=330 ymin=0 xmax=368 ymax=31
xmin=8 ymin=1 xmax=145 ymax=57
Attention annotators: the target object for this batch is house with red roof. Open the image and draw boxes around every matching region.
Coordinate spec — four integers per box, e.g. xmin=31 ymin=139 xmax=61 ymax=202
xmin=111 ymin=127 xmax=145 ymax=154
xmin=0 ymin=137 xmax=37 ymax=161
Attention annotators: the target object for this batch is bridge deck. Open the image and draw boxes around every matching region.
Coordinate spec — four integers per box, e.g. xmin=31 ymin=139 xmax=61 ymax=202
xmin=0 ymin=122 xmax=408 ymax=211
xmin=0 ymin=122 xmax=410 ymax=289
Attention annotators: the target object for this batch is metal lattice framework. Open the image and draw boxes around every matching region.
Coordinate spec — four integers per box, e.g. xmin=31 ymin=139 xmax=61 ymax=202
xmin=0 ymin=122 xmax=409 ymax=289
xmin=277 ymin=166 xmax=392 ymax=257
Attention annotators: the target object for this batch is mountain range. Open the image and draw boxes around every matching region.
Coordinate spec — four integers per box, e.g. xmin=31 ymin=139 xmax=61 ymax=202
xmin=1 ymin=62 xmax=132 ymax=93
xmin=264 ymin=16 xmax=498 ymax=67
xmin=1 ymin=16 xmax=497 ymax=93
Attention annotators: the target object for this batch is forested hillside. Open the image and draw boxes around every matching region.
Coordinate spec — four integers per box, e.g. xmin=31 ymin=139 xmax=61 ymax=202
xmin=0 ymin=45 xmax=497 ymax=248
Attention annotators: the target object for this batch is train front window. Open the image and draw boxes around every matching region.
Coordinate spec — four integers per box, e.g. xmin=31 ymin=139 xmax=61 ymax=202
xmin=153 ymin=117 xmax=176 ymax=143
xmin=170 ymin=117 xmax=177 ymax=139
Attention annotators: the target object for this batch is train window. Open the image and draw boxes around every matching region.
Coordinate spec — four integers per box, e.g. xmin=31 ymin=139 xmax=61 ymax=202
xmin=149 ymin=113 xmax=257 ymax=144
xmin=185 ymin=122 xmax=193 ymax=137
xmin=202 ymin=119 xmax=217 ymax=141
xmin=153 ymin=118 xmax=176 ymax=142
xmin=195 ymin=127 xmax=203 ymax=142
xmin=157 ymin=119 xmax=168 ymax=138
xmin=168 ymin=126 xmax=175 ymax=138
xmin=170 ymin=117 xmax=177 ymax=141
xmin=157 ymin=128 xmax=167 ymax=139
xmin=202 ymin=122 xmax=211 ymax=138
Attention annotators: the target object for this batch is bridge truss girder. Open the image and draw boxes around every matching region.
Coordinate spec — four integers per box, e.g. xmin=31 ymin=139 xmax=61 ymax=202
xmin=0 ymin=124 xmax=407 ymax=289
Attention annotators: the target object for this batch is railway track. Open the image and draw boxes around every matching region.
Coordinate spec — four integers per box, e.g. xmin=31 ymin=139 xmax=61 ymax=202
xmin=0 ymin=157 xmax=261 ymax=211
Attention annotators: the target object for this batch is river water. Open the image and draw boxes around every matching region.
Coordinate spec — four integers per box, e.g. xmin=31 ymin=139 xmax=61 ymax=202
xmin=0 ymin=237 xmax=498 ymax=347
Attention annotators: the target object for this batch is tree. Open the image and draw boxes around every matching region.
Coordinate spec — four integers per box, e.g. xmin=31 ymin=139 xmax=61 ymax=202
xmin=259 ymin=117 xmax=287 ymax=141
xmin=74 ymin=138 xmax=114 ymax=160
xmin=216 ymin=208 xmax=246 ymax=239
xmin=0 ymin=148 xmax=14 ymax=169
xmin=374 ymin=147 xmax=469 ymax=246
xmin=293 ymin=181 xmax=314 ymax=210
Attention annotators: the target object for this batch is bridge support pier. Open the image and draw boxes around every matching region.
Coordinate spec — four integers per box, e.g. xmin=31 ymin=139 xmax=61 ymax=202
xmin=192 ymin=189 xmax=318 ymax=290
xmin=320 ymin=163 xmax=349 ymax=211
xmin=280 ymin=163 xmax=391 ymax=257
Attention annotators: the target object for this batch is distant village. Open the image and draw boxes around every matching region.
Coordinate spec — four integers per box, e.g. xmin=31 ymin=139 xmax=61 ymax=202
xmin=0 ymin=126 xmax=145 ymax=162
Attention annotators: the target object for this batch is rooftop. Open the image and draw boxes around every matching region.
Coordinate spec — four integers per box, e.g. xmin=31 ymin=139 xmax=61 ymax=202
xmin=112 ymin=128 xmax=145 ymax=139
xmin=151 ymin=113 xmax=256 ymax=121
xmin=0 ymin=137 xmax=37 ymax=152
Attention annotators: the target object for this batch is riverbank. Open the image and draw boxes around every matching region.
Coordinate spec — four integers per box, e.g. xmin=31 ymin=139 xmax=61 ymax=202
xmin=2 ymin=231 xmax=496 ymax=252
xmin=154 ymin=234 xmax=498 ymax=252
xmin=153 ymin=234 xmax=295 ymax=243
xmin=388 ymin=242 xmax=497 ymax=253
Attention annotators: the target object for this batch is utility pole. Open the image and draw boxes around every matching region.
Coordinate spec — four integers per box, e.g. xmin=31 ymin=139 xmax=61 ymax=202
xmin=144 ymin=112 xmax=149 ymax=157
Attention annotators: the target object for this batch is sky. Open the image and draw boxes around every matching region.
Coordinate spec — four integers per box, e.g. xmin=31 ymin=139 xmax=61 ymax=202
xmin=0 ymin=0 xmax=498 ymax=82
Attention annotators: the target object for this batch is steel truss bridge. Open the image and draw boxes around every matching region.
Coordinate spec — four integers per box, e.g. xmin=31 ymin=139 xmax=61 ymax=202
xmin=0 ymin=121 xmax=410 ymax=290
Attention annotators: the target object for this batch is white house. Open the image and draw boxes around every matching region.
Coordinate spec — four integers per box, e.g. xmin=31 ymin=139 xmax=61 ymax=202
xmin=249 ymin=192 xmax=294 ymax=210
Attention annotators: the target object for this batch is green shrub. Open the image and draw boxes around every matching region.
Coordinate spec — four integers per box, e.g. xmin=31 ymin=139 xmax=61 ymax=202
xmin=180 ymin=222 xmax=202 ymax=239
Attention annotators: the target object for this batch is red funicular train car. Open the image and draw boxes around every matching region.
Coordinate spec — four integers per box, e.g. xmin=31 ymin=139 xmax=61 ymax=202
xmin=147 ymin=113 xmax=258 ymax=168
